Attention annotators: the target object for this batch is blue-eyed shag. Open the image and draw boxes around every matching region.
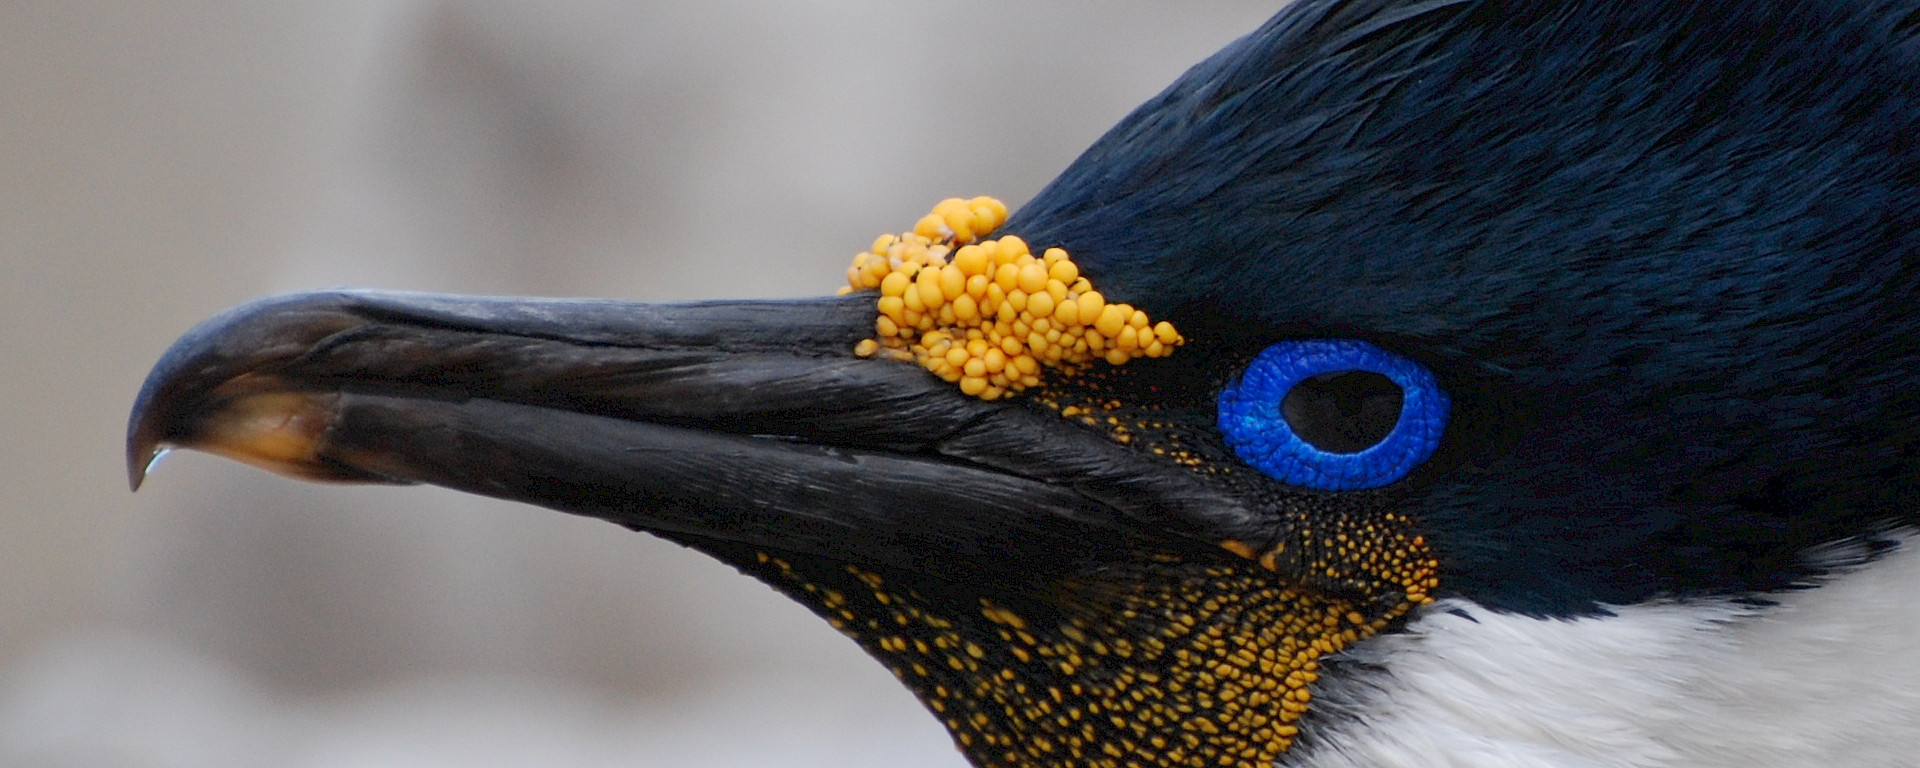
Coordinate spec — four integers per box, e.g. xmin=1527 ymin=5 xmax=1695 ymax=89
xmin=127 ymin=0 xmax=1920 ymax=765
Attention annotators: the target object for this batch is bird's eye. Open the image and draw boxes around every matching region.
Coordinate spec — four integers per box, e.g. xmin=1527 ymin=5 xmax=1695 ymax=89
xmin=1217 ymin=339 xmax=1449 ymax=491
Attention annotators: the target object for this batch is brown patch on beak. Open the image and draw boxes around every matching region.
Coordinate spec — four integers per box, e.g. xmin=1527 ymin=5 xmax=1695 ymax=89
xmin=127 ymin=371 xmax=391 ymax=489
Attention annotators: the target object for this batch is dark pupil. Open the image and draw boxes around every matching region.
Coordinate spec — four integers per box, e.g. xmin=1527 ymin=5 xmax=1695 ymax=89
xmin=1280 ymin=370 xmax=1404 ymax=453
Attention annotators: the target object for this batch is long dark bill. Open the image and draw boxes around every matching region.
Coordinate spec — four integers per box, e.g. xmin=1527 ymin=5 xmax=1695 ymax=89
xmin=128 ymin=290 xmax=1246 ymax=584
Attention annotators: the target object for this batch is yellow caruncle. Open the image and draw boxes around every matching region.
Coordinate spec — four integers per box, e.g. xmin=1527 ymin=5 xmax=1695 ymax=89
xmin=846 ymin=197 xmax=1184 ymax=400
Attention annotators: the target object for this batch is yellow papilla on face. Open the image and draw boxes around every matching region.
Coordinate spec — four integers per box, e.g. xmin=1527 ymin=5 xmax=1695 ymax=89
xmin=844 ymin=197 xmax=1183 ymax=400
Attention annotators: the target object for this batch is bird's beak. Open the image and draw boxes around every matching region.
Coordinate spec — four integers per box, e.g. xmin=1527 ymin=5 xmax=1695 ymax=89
xmin=129 ymin=288 xmax=1442 ymax=764
xmin=129 ymin=289 xmax=1246 ymax=580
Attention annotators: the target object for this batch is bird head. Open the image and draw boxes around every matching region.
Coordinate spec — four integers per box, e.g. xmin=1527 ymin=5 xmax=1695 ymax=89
xmin=127 ymin=0 xmax=1920 ymax=766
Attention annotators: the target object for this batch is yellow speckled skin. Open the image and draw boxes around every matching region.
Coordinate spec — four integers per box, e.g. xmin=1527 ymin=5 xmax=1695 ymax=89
xmin=754 ymin=522 xmax=1436 ymax=768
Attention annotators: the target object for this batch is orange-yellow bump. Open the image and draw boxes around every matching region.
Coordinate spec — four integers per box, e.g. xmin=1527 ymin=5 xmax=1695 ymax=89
xmin=847 ymin=197 xmax=1185 ymax=400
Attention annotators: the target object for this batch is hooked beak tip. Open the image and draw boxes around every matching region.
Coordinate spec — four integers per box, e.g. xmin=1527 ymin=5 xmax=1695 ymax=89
xmin=126 ymin=446 xmax=152 ymax=492
xmin=126 ymin=401 xmax=164 ymax=492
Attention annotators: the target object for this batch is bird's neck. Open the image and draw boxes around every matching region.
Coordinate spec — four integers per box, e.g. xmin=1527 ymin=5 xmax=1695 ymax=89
xmin=1289 ymin=535 xmax=1920 ymax=768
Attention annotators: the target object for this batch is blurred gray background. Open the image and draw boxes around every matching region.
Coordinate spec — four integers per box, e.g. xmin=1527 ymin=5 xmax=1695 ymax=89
xmin=2 ymin=2 xmax=1277 ymax=765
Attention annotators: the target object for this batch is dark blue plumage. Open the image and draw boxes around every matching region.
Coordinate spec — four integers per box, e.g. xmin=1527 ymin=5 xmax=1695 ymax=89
xmin=1008 ymin=0 xmax=1920 ymax=614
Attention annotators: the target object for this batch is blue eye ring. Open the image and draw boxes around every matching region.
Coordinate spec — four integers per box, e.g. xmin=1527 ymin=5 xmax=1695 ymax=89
xmin=1217 ymin=339 xmax=1449 ymax=491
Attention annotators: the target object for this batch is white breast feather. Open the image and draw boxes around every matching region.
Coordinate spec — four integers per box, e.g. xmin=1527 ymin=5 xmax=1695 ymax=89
xmin=1292 ymin=537 xmax=1920 ymax=768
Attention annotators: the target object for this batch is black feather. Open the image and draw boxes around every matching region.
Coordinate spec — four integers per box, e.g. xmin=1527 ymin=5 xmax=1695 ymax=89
xmin=1010 ymin=0 xmax=1920 ymax=613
